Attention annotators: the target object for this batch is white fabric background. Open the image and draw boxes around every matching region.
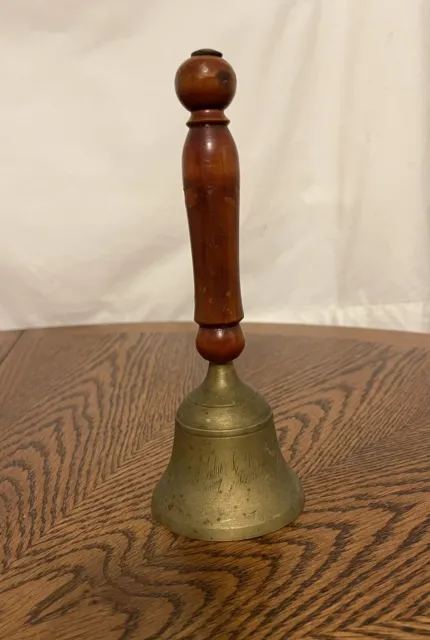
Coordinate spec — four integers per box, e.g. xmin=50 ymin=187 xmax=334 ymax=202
xmin=1 ymin=0 xmax=429 ymax=332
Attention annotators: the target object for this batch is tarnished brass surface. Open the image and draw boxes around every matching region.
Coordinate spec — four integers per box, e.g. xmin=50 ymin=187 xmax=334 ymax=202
xmin=151 ymin=363 xmax=304 ymax=541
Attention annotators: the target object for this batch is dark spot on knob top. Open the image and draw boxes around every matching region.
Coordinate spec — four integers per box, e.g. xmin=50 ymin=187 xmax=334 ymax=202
xmin=175 ymin=51 xmax=236 ymax=112
xmin=191 ymin=49 xmax=223 ymax=57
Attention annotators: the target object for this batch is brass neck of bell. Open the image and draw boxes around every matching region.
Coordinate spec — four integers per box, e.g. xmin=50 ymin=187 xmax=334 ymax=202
xmin=176 ymin=362 xmax=272 ymax=437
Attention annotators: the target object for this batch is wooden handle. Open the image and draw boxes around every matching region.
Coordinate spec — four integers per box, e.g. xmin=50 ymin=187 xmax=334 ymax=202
xmin=175 ymin=49 xmax=244 ymax=364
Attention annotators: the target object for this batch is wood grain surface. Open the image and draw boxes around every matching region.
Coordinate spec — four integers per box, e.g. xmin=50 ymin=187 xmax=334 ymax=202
xmin=0 ymin=331 xmax=21 ymax=365
xmin=0 ymin=322 xmax=428 ymax=639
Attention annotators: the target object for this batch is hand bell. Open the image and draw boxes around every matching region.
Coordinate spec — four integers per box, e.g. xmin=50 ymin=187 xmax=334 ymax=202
xmin=151 ymin=49 xmax=304 ymax=541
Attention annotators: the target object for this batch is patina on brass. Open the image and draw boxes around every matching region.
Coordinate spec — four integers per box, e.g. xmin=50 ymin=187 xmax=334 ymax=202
xmin=152 ymin=363 xmax=304 ymax=541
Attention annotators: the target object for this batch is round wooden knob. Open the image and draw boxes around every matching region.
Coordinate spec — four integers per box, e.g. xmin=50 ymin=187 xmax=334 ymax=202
xmin=175 ymin=50 xmax=237 ymax=113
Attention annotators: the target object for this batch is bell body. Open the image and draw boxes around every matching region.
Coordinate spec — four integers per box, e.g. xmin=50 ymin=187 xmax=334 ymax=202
xmin=152 ymin=363 xmax=304 ymax=541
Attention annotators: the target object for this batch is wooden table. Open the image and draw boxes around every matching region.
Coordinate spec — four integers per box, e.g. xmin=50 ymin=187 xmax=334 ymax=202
xmin=0 ymin=322 xmax=428 ymax=639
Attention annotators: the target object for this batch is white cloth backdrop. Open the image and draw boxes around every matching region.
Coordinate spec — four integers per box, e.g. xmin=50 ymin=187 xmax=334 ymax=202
xmin=1 ymin=0 xmax=429 ymax=332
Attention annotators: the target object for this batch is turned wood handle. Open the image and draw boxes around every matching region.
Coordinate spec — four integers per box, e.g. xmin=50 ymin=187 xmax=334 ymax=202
xmin=175 ymin=49 xmax=244 ymax=364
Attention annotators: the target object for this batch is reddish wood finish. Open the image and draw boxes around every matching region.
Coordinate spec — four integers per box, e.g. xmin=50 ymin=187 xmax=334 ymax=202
xmin=195 ymin=324 xmax=244 ymax=364
xmin=175 ymin=50 xmax=244 ymax=363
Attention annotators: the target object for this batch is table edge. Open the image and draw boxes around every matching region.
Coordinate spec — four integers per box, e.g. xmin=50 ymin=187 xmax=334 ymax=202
xmin=0 ymin=322 xmax=429 ymax=350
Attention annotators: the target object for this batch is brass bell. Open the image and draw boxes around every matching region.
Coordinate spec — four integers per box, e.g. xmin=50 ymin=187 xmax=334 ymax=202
xmin=151 ymin=49 xmax=304 ymax=541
